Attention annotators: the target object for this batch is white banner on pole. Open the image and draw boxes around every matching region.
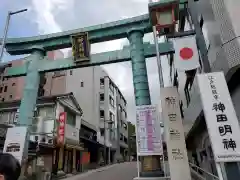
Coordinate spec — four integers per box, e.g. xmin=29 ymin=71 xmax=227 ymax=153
xmin=198 ymin=72 xmax=240 ymax=162
xmin=136 ymin=105 xmax=163 ymax=156
xmin=172 ymin=35 xmax=200 ymax=71
xmin=3 ymin=126 xmax=28 ymax=164
xmin=160 ymin=87 xmax=191 ymax=180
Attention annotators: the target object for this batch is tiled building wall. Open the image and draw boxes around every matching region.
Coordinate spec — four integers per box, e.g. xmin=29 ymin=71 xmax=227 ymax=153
xmin=0 ymin=50 xmax=65 ymax=102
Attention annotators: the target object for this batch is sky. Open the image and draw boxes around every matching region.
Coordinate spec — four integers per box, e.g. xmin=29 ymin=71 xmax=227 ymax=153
xmin=0 ymin=0 xmax=171 ymax=124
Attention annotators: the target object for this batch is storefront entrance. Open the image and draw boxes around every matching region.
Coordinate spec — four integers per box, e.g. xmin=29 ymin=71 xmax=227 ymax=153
xmin=63 ymin=148 xmax=73 ymax=174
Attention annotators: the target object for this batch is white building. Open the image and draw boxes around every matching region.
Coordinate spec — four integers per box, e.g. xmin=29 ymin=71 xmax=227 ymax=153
xmin=65 ymin=66 xmax=128 ymax=154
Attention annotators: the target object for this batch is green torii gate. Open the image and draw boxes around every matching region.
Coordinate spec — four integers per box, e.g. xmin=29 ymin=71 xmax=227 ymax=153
xmin=1 ymin=1 xmax=182 ymax=177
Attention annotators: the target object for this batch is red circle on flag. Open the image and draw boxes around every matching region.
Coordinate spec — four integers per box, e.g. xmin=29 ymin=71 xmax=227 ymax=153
xmin=180 ymin=47 xmax=193 ymax=60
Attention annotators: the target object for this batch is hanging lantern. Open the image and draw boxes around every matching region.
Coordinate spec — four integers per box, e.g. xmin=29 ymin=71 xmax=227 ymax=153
xmin=148 ymin=0 xmax=179 ymax=34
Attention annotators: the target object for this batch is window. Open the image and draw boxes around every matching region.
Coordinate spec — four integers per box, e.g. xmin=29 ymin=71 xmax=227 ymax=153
xmin=38 ymin=107 xmax=54 ymax=118
xmin=100 ymin=128 xmax=105 ymax=136
xmin=100 ymin=93 xmax=104 ymax=101
xmin=100 ymin=110 xmax=105 ymax=118
xmin=12 ymin=83 xmax=15 ymax=86
xmin=0 ymin=87 xmax=2 ymax=93
xmin=70 ymin=70 xmax=73 ymax=75
xmin=100 ymin=78 xmax=104 ymax=85
xmin=81 ymin=81 xmax=84 ymax=87
xmin=123 ymin=109 xmax=127 ymax=118
xmin=120 ymin=134 xmax=123 ymax=141
xmin=9 ymin=95 xmax=12 ymax=99
xmin=2 ymin=98 xmax=4 ymax=102
xmin=109 ymin=80 xmax=114 ymax=94
xmin=119 ymin=105 xmax=123 ymax=112
xmin=4 ymin=86 xmax=7 ymax=92
xmin=124 ymin=137 xmax=127 ymax=144
xmin=109 ymin=111 xmax=115 ymax=121
xmin=124 ymin=100 xmax=127 ymax=107
xmin=109 ymin=96 xmax=114 ymax=107
xmin=66 ymin=110 xmax=76 ymax=126
xmin=123 ymin=123 xmax=127 ymax=130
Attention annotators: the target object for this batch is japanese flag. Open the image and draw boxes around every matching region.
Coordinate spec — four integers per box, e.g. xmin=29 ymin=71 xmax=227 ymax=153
xmin=172 ymin=35 xmax=200 ymax=71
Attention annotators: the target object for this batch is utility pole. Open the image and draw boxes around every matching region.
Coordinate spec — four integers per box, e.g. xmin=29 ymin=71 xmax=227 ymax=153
xmin=0 ymin=9 xmax=27 ymax=62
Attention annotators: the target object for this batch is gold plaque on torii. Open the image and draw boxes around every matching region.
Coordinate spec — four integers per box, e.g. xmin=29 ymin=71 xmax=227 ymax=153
xmin=71 ymin=32 xmax=90 ymax=62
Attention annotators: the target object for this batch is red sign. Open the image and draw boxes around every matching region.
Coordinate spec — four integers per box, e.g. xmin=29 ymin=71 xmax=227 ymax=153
xmin=57 ymin=112 xmax=66 ymax=146
xmin=81 ymin=152 xmax=90 ymax=164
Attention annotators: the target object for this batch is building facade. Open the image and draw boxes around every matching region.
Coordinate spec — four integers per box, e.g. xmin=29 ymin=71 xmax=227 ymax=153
xmin=0 ymin=93 xmax=84 ymax=175
xmin=65 ymin=66 xmax=128 ymax=160
xmin=0 ymin=50 xmax=128 ymax=162
xmin=0 ymin=50 xmax=64 ymax=102
xmin=169 ymin=0 xmax=240 ymax=178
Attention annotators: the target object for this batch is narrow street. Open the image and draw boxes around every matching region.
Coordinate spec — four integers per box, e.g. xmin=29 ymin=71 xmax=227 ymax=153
xmin=64 ymin=162 xmax=137 ymax=180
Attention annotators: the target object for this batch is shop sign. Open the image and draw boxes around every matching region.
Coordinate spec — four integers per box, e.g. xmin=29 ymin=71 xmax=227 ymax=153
xmin=3 ymin=126 xmax=28 ymax=164
xmin=57 ymin=112 xmax=66 ymax=146
xmin=198 ymin=72 xmax=240 ymax=162
xmin=81 ymin=152 xmax=90 ymax=164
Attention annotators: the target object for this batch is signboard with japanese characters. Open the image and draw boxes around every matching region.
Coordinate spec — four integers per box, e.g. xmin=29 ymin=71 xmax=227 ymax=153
xmin=3 ymin=126 xmax=28 ymax=164
xmin=198 ymin=72 xmax=240 ymax=162
xmin=136 ymin=105 xmax=163 ymax=156
xmin=71 ymin=32 xmax=90 ymax=62
xmin=57 ymin=112 xmax=66 ymax=146
xmin=160 ymin=87 xmax=191 ymax=180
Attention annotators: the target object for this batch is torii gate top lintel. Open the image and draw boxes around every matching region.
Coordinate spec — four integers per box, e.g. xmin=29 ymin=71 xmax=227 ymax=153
xmin=3 ymin=14 xmax=152 ymax=55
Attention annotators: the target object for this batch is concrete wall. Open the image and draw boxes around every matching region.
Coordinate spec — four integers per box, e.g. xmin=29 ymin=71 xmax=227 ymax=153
xmin=65 ymin=67 xmax=100 ymax=129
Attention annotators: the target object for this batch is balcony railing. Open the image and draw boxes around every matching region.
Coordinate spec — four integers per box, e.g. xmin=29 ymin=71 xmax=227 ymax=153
xmin=189 ymin=162 xmax=219 ymax=180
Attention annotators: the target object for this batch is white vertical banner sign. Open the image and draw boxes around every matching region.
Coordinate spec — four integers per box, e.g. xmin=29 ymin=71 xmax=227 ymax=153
xmin=198 ymin=72 xmax=240 ymax=162
xmin=136 ymin=105 xmax=163 ymax=156
xmin=3 ymin=126 xmax=28 ymax=164
xmin=160 ymin=87 xmax=191 ymax=180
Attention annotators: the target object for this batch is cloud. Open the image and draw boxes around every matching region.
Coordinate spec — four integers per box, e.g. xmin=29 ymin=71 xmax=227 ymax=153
xmin=28 ymin=0 xmax=170 ymax=124
xmin=31 ymin=0 xmax=75 ymax=34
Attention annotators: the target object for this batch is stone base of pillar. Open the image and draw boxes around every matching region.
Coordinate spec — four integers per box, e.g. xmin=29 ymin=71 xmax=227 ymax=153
xmin=140 ymin=156 xmax=164 ymax=177
xmin=139 ymin=171 xmax=164 ymax=178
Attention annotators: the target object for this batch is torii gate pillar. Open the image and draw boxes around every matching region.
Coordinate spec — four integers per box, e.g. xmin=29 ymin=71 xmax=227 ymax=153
xmin=18 ymin=46 xmax=45 ymax=126
xmin=128 ymin=29 xmax=162 ymax=177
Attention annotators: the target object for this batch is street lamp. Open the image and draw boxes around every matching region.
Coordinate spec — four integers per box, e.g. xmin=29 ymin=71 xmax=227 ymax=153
xmin=0 ymin=8 xmax=28 ymax=62
xmin=148 ymin=0 xmax=178 ymax=35
xmin=148 ymin=0 xmax=179 ymax=88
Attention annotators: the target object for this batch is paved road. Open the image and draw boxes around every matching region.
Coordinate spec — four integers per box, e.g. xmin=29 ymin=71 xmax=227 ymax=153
xmin=65 ymin=162 xmax=137 ymax=180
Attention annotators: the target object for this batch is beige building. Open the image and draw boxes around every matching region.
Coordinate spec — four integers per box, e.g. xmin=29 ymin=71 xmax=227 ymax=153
xmin=0 ymin=50 xmax=65 ymax=102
